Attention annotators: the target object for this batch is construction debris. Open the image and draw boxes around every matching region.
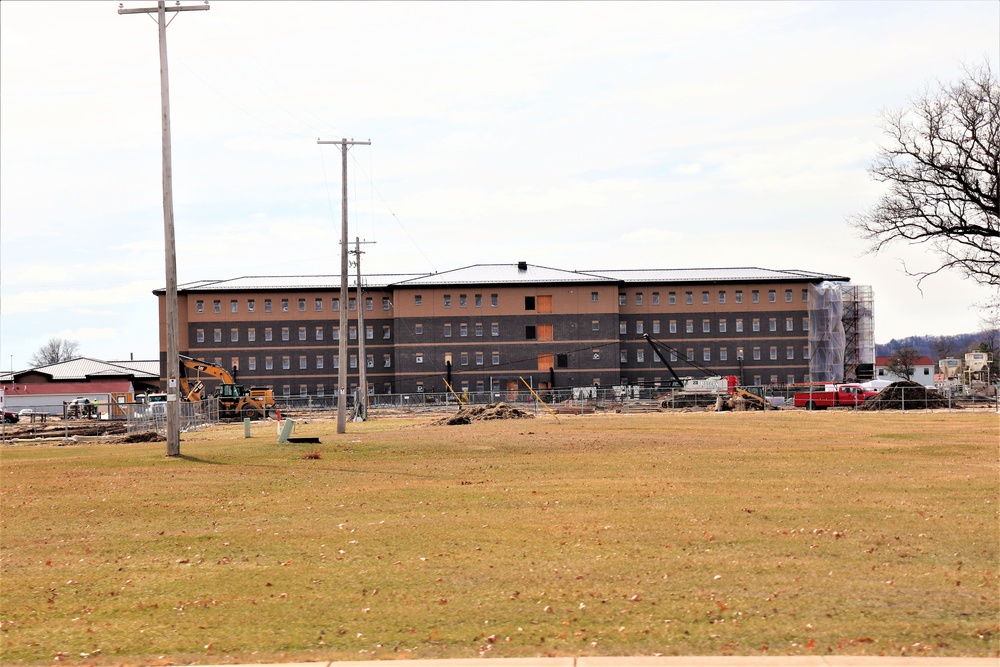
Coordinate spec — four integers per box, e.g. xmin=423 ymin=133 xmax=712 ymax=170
xmin=859 ymin=381 xmax=957 ymax=411
xmin=439 ymin=402 xmax=535 ymax=425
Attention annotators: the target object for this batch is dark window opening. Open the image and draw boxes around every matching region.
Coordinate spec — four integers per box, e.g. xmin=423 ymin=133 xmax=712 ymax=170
xmin=556 ymin=354 xmax=568 ymax=368
xmin=525 ymin=325 xmax=537 ymax=340
xmin=525 ymin=296 xmax=536 ymax=311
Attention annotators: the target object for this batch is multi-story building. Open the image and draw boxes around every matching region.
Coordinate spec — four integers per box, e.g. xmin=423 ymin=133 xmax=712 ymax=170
xmin=154 ymin=262 xmax=865 ymax=397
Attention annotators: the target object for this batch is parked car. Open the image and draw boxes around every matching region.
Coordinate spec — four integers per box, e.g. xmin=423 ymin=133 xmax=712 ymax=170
xmin=2 ymin=411 xmax=18 ymax=424
xmin=18 ymin=408 xmax=35 ymax=417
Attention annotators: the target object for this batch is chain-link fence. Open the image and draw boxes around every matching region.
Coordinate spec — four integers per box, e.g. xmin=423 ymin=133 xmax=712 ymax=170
xmin=123 ymin=398 xmax=220 ymax=434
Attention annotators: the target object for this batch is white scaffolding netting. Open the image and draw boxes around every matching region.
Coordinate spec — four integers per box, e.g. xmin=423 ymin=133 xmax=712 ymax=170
xmin=808 ymin=282 xmax=846 ymax=383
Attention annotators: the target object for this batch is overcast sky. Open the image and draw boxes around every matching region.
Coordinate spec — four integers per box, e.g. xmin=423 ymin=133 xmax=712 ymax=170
xmin=1 ymin=1 xmax=997 ymax=369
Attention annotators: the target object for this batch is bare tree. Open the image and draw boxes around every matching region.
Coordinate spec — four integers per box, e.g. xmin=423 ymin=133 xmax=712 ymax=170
xmin=851 ymin=62 xmax=999 ymax=292
xmin=885 ymin=345 xmax=922 ymax=382
xmin=28 ymin=338 xmax=80 ymax=367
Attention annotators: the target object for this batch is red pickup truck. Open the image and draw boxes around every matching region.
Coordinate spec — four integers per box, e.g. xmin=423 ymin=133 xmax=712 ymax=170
xmin=794 ymin=384 xmax=880 ymax=410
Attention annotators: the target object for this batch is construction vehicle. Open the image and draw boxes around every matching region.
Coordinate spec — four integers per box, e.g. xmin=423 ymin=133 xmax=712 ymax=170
xmin=642 ymin=334 xmax=769 ymax=410
xmin=178 ymin=355 xmax=278 ymax=420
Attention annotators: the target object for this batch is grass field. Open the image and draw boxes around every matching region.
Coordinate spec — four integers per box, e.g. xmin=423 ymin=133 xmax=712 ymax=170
xmin=1 ymin=410 xmax=997 ymax=665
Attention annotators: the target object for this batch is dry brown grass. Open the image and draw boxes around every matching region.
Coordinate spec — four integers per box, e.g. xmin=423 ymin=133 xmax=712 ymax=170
xmin=1 ymin=410 xmax=997 ymax=664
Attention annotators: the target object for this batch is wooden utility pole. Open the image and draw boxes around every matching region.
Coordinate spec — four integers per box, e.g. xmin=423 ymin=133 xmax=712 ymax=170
xmin=120 ymin=1 xmax=209 ymax=456
xmin=351 ymin=237 xmax=376 ymax=420
xmin=317 ymin=139 xmax=370 ymax=434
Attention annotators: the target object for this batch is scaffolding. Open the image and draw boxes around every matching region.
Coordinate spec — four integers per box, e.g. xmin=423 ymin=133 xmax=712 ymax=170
xmin=808 ymin=282 xmax=874 ymax=383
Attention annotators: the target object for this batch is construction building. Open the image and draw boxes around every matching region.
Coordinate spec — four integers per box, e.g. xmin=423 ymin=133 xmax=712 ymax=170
xmin=153 ymin=262 xmax=873 ymax=397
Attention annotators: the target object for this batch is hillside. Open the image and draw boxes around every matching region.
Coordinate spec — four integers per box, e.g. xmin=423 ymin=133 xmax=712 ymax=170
xmin=876 ymin=330 xmax=998 ymax=358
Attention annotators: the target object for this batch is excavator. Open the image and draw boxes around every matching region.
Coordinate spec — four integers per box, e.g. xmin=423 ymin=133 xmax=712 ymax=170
xmin=641 ymin=334 xmax=769 ymax=410
xmin=178 ymin=354 xmax=278 ymax=420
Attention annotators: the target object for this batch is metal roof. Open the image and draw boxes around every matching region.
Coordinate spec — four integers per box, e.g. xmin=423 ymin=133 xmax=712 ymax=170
xmin=170 ymin=274 xmax=422 ymax=293
xmin=1 ymin=357 xmax=160 ymax=382
xmin=395 ymin=263 xmax=612 ymax=286
xmin=582 ymin=268 xmax=850 ymax=283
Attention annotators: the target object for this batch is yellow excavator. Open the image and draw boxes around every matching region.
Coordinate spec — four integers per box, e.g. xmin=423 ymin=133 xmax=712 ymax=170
xmin=178 ymin=355 xmax=278 ymax=420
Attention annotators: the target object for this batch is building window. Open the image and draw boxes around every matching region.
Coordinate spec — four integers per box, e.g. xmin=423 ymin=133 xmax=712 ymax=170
xmin=383 ymin=325 xmax=391 ymax=339
xmin=281 ymin=298 xmax=289 ymax=312
xmin=669 ymin=350 xmax=677 ymax=362
xmin=736 ymin=318 xmax=744 ymax=333
xmin=316 ymin=355 xmax=324 ymax=369
xmin=525 ymin=325 xmax=537 ymax=340
xmin=652 ymin=292 xmax=660 ymax=305
xmin=248 ymin=328 xmax=256 ymax=342
xmin=636 ymin=292 xmax=643 ymax=306
xmin=685 ymin=291 xmax=693 ymax=305
xmin=735 ymin=290 xmax=743 ymax=304
xmin=752 ymin=290 xmax=759 ymax=304
xmin=299 ymin=327 xmax=307 ymax=341
xmin=365 ymin=297 xmax=373 ymax=311
xmin=265 ymin=327 xmax=273 ymax=342
xmin=443 ymin=323 xmax=452 ymax=338
xmin=460 ymin=352 xmax=469 ymax=366
xmin=246 ymin=299 xmax=255 ymax=313
xmin=382 ymin=297 xmax=391 ymax=310
xmin=786 ymin=317 xmax=794 ymax=332
xmin=491 ymin=323 xmax=499 ymax=336
xmin=593 ymin=349 xmax=601 ymax=360
xmin=769 ymin=290 xmax=776 ymax=303
xmin=315 ymin=326 xmax=324 ymax=341
xmin=491 ymin=293 xmax=498 ymax=307
xmin=350 ymin=355 xmax=358 ymax=369
xmin=752 ymin=319 xmax=760 ymax=332
xmin=719 ymin=319 xmax=727 ymax=333
xmin=619 ymin=293 xmax=627 ymax=306
xmin=769 ymin=318 xmax=777 ymax=332
xmin=282 ymin=356 xmax=290 ymax=370
xmin=525 ymin=296 xmax=536 ymax=311
xmin=333 ymin=327 xmax=340 ymax=340
xmin=367 ymin=355 xmax=374 ymax=368
xmin=702 ymin=291 xmax=710 ymax=305
xmin=785 ymin=289 xmax=793 ymax=303
xmin=333 ymin=356 xmax=340 ymax=369
xmin=299 ymin=356 xmax=307 ymax=370
xmin=460 ymin=323 xmax=468 ymax=337
xmin=669 ymin=320 xmax=677 ymax=334
xmin=231 ymin=329 xmax=239 ymax=342
xmin=383 ymin=354 xmax=392 ymax=368
xmin=668 ymin=292 xmax=676 ymax=305
xmin=196 ymin=329 xmax=205 ymax=343
xmin=317 ymin=385 xmax=325 ymax=397
xmin=282 ymin=327 xmax=290 ymax=341
xmin=703 ymin=348 xmax=711 ymax=362
xmin=231 ymin=299 xmax=238 ymax=313
xmin=620 ymin=321 xmax=627 ymax=335
xmin=444 ymin=294 xmax=452 ymax=308
xmin=214 ymin=328 xmax=222 ymax=343
xmin=492 ymin=352 xmax=500 ymax=365
xmin=786 ymin=346 xmax=794 ymax=360
xmin=315 ymin=298 xmax=323 ymax=311
xmin=620 ymin=350 xmax=628 ymax=363
xmin=196 ymin=300 xmax=204 ymax=313
xmin=414 ymin=323 xmax=422 ymax=335
xmin=248 ymin=357 xmax=256 ymax=371
xmin=636 ymin=321 xmax=644 ymax=334
xmin=685 ymin=320 xmax=694 ymax=334
xmin=415 ymin=353 xmax=424 ymax=364
xmin=366 ymin=326 xmax=374 ymax=340
xmin=349 ymin=298 xmax=356 ymax=311
xmin=702 ymin=319 xmax=710 ymax=333
xmin=804 ymin=346 xmax=813 ymax=360
xmin=475 ymin=294 xmax=483 ymax=308
xmin=332 ymin=298 xmax=340 ymax=311
xmin=300 ymin=384 xmax=308 ymax=397
xmin=459 ymin=294 xmax=467 ymax=308
xmin=770 ymin=346 xmax=778 ymax=360
xmin=592 ymin=291 xmax=599 ymax=302
xmin=475 ymin=352 xmax=484 ymax=366
xmin=718 ymin=291 xmax=726 ymax=304
xmin=349 ymin=326 xmax=357 ymax=340
xmin=753 ymin=347 xmax=761 ymax=361
xmin=802 ymin=289 xmax=809 ymax=302
xmin=802 ymin=317 xmax=810 ymax=331
xmin=686 ymin=348 xmax=694 ymax=362
xmin=652 ymin=320 xmax=660 ymax=334
xmin=637 ymin=349 xmax=644 ymax=363
xmin=415 ymin=295 xmax=422 ymax=306
xmin=264 ymin=299 xmax=272 ymax=313
xmin=265 ymin=357 xmax=273 ymax=370
xmin=475 ymin=323 xmax=484 ymax=337
xmin=719 ymin=348 xmax=728 ymax=362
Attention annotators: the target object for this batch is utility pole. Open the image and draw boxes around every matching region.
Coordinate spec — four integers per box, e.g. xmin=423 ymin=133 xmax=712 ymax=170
xmin=120 ymin=1 xmax=209 ymax=457
xmin=351 ymin=237 xmax=376 ymax=420
xmin=317 ymin=138 xmax=370 ymax=434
